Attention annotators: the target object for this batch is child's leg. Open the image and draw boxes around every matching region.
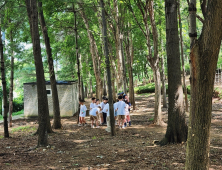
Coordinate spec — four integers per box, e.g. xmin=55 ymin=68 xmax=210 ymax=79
xmin=82 ymin=117 xmax=86 ymax=124
xmin=100 ymin=113 xmax=104 ymax=124
xmin=79 ymin=117 xmax=82 ymax=124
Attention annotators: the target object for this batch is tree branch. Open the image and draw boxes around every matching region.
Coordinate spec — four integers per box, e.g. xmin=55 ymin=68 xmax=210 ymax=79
xmin=196 ymin=14 xmax=204 ymax=23
xmin=201 ymin=0 xmax=207 ymax=18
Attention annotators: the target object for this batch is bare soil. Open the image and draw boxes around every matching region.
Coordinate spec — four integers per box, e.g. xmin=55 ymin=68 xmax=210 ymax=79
xmin=0 ymin=94 xmax=222 ymax=170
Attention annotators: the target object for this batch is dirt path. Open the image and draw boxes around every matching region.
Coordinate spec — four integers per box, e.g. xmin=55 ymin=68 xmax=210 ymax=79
xmin=0 ymin=94 xmax=222 ymax=170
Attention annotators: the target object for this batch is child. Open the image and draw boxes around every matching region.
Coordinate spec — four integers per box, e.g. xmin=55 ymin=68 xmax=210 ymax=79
xmin=95 ymin=99 xmax=100 ymax=107
xmin=116 ymin=96 xmax=126 ymax=129
xmin=100 ymin=97 xmax=108 ymax=125
xmin=79 ymin=99 xmax=87 ymax=126
xmin=90 ymin=106 xmax=101 ymax=128
xmin=124 ymin=101 xmax=131 ymax=127
xmin=113 ymin=100 xmax=118 ymax=124
xmin=90 ymin=97 xmax=96 ymax=114
xmin=103 ymin=102 xmax=110 ymax=132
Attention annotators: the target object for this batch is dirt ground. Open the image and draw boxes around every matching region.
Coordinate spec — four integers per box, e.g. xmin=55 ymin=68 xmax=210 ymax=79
xmin=0 ymin=94 xmax=222 ymax=170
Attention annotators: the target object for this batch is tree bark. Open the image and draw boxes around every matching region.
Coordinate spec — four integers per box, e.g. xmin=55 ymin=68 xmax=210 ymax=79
xmin=9 ymin=29 xmax=14 ymax=128
xmin=0 ymin=19 xmax=9 ymax=138
xmin=185 ymin=1 xmax=222 ymax=169
xmin=125 ymin=22 xmax=135 ymax=110
xmin=26 ymin=0 xmax=50 ymax=146
xmin=160 ymin=57 xmax=167 ymax=108
xmin=160 ymin=0 xmax=187 ymax=145
xmin=100 ymin=0 xmax=115 ymax=136
xmin=38 ymin=1 xmax=61 ymax=129
xmin=152 ymin=67 xmax=163 ymax=125
xmin=79 ymin=4 xmax=103 ymax=101
xmin=178 ymin=0 xmax=188 ymax=112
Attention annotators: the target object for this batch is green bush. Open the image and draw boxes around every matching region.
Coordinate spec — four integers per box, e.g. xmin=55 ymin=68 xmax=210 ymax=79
xmin=134 ymin=83 xmax=156 ymax=94
xmin=13 ymin=96 xmax=24 ymax=112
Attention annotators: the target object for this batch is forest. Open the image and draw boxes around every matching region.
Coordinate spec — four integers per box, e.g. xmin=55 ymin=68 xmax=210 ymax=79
xmin=0 ymin=0 xmax=222 ymax=169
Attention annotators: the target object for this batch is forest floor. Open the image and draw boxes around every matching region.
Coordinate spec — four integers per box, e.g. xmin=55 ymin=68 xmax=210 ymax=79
xmin=0 ymin=94 xmax=222 ymax=170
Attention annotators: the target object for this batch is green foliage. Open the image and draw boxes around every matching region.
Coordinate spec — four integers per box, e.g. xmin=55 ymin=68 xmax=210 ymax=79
xmin=10 ymin=126 xmax=36 ymax=133
xmin=213 ymin=87 xmax=222 ymax=99
xmin=13 ymin=97 xmax=24 ymax=112
xmin=134 ymin=83 xmax=156 ymax=94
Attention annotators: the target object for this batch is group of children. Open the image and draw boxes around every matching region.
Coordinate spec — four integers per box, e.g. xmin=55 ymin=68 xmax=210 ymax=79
xmin=78 ymin=93 xmax=131 ymax=131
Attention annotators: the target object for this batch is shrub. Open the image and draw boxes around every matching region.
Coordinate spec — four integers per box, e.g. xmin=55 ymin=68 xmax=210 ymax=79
xmin=134 ymin=83 xmax=156 ymax=94
xmin=13 ymin=97 xmax=24 ymax=112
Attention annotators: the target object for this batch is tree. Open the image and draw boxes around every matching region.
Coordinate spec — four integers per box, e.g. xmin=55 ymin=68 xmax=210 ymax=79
xmin=38 ymin=1 xmax=61 ymax=129
xmin=25 ymin=0 xmax=51 ymax=146
xmin=185 ymin=0 xmax=222 ymax=169
xmin=160 ymin=0 xmax=187 ymax=145
xmin=100 ymin=0 xmax=115 ymax=136
xmin=178 ymin=0 xmax=188 ymax=112
xmin=127 ymin=0 xmax=163 ymax=125
xmin=0 ymin=16 xmax=9 ymax=138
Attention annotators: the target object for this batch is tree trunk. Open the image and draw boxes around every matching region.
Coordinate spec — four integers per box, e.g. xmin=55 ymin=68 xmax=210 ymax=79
xmin=38 ymin=1 xmax=61 ymax=129
xmin=160 ymin=57 xmax=167 ymax=108
xmin=9 ymin=29 xmax=14 ymax=128
xmin=73 ymin=7 xmax=81 ymax=124
xmin=26 ymin=0 xmax=50 ymax=146
xmin=81 ymin=76 xmax=84 ymax=99
xmin=178 ymin=0 xmax=188 ymax=112
xmin=125 ymin=22 xmax=135 ymax=110
xmin=160 ymin=0 xmax=187 ymax=145
xmin=100 ymin=0 xmax=115 ymax=136
xmin=79 ymin=4 xmax=103 ymax=101
xmin=185 ymin=1 xmax=222 ymax=169
xmin=152 ymin=67 xmax=163 ymax=125
xmin=0 ymin=20 xmax=9 ymax=138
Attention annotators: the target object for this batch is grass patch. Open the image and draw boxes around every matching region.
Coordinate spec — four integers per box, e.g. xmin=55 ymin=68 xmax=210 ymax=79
xmin=134 ymin=83 xmax=156 ymax=94
xmin=149 ymin=117 xmax=154 ymax=121
xmin=0 ymin=135 xmax=3 ymax=139
xmin=0 ymin=110 xmax=24 ymax=121
xmin=11 ymin=126 xmax=36 ymax=133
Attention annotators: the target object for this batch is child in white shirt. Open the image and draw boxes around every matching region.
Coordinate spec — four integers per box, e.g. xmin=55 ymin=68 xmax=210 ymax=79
xmin=90 ymin=106 xmax=101 ymax=128
xmin=79 ymin=99 xmax=87 ymax=126
xmin=90 ymin=97 xmax=96 ymax=114
xmin=124 ymin=101 xmax=130 ymax=127
xmin=117 ymin=96 xmax=126 ymax=129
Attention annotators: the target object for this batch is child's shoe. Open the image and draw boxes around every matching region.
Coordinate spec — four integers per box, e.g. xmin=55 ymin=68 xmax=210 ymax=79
xmin=122 ymin=125 xmax=125 ymax=129
xmin=91 ymin=125 xmax=95 ymax=128
xmin=129 ymin=121 xmax=131 ymax=126
xmin=96 ymin=126 xmax=100 ymax=128
xmin=119 ymin=126 xmax=122 ymax=129
xmin=124 ymin=122 xmax=127 ymax=127
xmin=78 ymin=124 xmax=82 ymax=126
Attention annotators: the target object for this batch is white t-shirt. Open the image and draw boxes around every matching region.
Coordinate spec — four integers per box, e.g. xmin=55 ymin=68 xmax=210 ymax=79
xmin=103 ymin=103 xmax=109 ymax=113
xmin=100 ymin=102 xmax=106 ymax=110
xmin=125 ymin=104 xmax=129 ymax=115
xmin=79 ymin=105 xmax=87 ymax=117
xmin=90 ymin=107 xmax=99 ymax=116
xmin=90 ymin=102 xmax=96 ymax=114
xmin=103 ymin=103 xmax=109 ymax=116
xmin=117 ymin=101 xmax=126 ymax=115
xmin=114 ymin=102 xmax=118 ymax=112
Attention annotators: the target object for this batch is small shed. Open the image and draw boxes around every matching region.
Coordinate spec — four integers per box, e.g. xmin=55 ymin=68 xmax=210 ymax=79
xmin=24 ymin=81 xmax=79 ymax=118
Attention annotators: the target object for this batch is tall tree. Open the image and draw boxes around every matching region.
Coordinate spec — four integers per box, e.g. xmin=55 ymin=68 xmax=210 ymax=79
xmin=0 ymin=17 xmax=9 ymax=138
xmin=185 ymin=0 xmax=222 ymax=169
xmin=100 ymin=0 xmax=115 ymax=136
xmin=160 ymin=0 xmax=187 ymax=145
xmin=8 ymin=28 xmax=14 ymax=127
xmin=78 ymin=3 xmax=103 ymax=101
xmin=128 ymin=0 xmax=163 ymax=125
xmin=38 ymin=1 xmax=61 ymax=129
xmin=25 ymin=0 xmax=51 ymax=146
xmin=178 ymin=0 xmax=188 ymax=112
